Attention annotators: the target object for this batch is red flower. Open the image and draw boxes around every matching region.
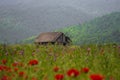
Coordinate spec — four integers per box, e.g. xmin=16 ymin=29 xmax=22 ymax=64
xmin=0 ymin=65 xmax=4 ymax=71
xmin=0 ymin=75 xmax=12 ymax=80
xmin=12 ymin=62 xmax=19 ymax=67
xmin=18 ymin=71 xmax=25 ymax=77
xmin=53 ymin=66 xmax=59 ymax=72
xmin=31 ymin=77 xmax=38 ymax=80
xmin=1 ymin=75 xmax=9 ymax=80
xmin=28 ymin=59 xmax=38 ymax=66
xmin=90 ymin=74 xmax=104 ymax=80
xmin=14 ymin=68 xmax=19 ymax=72
xmin=110 ymin=76 xmax=115 ymax=80
xmin=12 ymin=61 xmax=24 ymax=67
xmin=67 ymin=68 xmax=80 ymax=77
xmin=1 ymin=59 xmax=7 ymax=64
xmin=55 ymin=74 xmax=64 ymax=80
xmin=0 ymin=65 xmax=11 ymax=72
xmin=6 ymin=67 xmax=12 ymax=72
xmin=81 ymin=67 xmax=89 ymax=73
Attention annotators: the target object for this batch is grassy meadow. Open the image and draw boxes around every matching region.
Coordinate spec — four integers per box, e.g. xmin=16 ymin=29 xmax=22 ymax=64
xmin=0 ymin=44 xmax=120 ymax=80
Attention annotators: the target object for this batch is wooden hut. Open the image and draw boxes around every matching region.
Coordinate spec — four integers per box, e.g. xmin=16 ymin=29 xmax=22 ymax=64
xmin=35 ymin=32 xmax=71 ymax=45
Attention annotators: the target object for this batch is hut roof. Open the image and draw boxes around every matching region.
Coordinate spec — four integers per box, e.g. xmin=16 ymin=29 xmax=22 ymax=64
xmin=35 ymin=32 xmax=63 ymax=42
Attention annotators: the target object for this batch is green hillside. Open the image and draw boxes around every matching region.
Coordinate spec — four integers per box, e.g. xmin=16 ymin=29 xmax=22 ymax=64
xmin=22 ymin=36 xmax=37 ymax=44
xmin=58 ymin=12 xmax=120 ymax=45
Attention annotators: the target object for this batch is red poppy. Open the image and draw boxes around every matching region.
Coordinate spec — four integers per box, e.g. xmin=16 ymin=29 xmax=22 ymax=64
xmin=28 ymin=59 xmax=38 ymax=66
xmin=6 ymin=67 xmax=12 ymax=72
xmin=1 ymin=75 xmax=9 ymax=80
xmin=90 ymin=74 xmax=104 ymax=80
xmin=31 ymin=77 xmax=38 ymax=80
xmin=53 ymin=66 xmax=59 ymax=72
xmin=0 ymin=65 xmax=4 ymax=71
xmin=0 ymin=65 xmax=10 ymax=72
xmin=110 ymin=76 xmax=115 ymax=80
xmin=81 ymin=67 xmax=89 ymax=73
xmin=12 ymin=62 xmax=19 ymax=67
xmin=1 ymin=75 xmax=12 ymax=80
xmin=1 ymin=59 xmax=7 ymax=64
xmin=55 ymin=74 xmax=64 ymax=80
xmin=18 ymin=71 xmax=25 ymax=77
xmin=14 ymin=68 xmax=19 ymax=72
xmin=67 ymin=68 xmax=80 ymax=77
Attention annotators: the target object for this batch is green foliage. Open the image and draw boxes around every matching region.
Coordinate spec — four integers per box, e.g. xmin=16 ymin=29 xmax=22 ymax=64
xmin=0 ymin=44 xmax=120 ymax=80
xmin=22 ymin=36 xmax=37 ymax=43
xmin=59 ymin=12 xmax=120 ymax=45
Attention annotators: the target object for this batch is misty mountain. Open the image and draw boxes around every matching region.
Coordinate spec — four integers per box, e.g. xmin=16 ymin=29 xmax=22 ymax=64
xmin=0 ymin=0 xmax=120 ymax=43
xmin=58 ymin=12 xmax=120 ymax=45
xmin=0 ymin=6 xmax=92 ymax=43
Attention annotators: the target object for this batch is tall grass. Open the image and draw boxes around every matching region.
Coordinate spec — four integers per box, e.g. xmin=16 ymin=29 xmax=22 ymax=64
xmin=0 ymin=44 xmax=120 ymax=80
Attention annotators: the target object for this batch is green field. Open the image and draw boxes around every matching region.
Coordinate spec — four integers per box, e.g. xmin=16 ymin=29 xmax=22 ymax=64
xmin=0 ymin=44 xmax=120 ymax=80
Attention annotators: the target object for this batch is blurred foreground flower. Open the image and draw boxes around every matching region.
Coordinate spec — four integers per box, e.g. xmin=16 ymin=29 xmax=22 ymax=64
xmin=53 ymin=66 xmax=59 ymax=72
xmin=18 ymin=71 xmax=25 ymax=77
xmin=87 ymin=47 xmax=91 ymax=55
xmin=90 ymin=74 xmax=104 ymax=80
xmin=32 ymin=77 xmax=38 ymax=80
xmin=81 ymin=67 xmax=89 ymax=73
xmin=19 ymin=50 xmax=24 ymax=55
xmin=28 ymin=59 xmax=38 ymax=66
xmin=12 ymin=61 xmax=19 ymax=67
xmin=1 ymin=75 xmax=11 ymax=80
xmin=1 ymin=59 xmax=7 ymax=64
xmin=67 ymin=68 xmax=79 ymax=77
xmin=0 ymin=65 xmax=11 ymax=72
xmin=14 ymin=67 xmax=19 ymax=72
xmin=5 ymin=52 xmax=9 ymax=56
xmin=55 ymin=74 xmax=64 ymax=80
xmin=87 ymin=48 xmax=91 ymax=52
xmin=110 ymin=76 xmax=115 ymax=80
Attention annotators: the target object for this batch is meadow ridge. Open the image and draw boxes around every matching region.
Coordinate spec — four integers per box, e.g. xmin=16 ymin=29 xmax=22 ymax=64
xmin=0 ymin=44 xmax=120 ymax=80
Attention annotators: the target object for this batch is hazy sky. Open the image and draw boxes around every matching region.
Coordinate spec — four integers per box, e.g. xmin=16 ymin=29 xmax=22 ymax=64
xmin=0 ymin=0 xmax=120 ymax=17
xmin=0 ymin=0 xmax=120 ymax=43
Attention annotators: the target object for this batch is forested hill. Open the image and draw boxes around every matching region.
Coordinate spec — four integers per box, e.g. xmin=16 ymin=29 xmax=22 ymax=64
xmin=59 ymin=12 xmax=120 ymax=45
